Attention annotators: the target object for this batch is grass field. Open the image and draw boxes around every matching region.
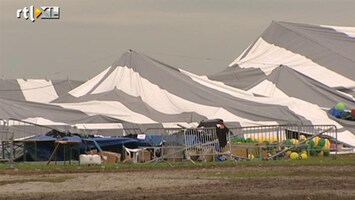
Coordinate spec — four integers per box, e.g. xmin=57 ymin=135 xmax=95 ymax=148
xmin=1 ymin=153 xmax=354 ymax=173
xmin=0 ymin=154 xmax=354 ymax=200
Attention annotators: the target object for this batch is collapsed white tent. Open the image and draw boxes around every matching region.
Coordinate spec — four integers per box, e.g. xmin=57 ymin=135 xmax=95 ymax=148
xmin=54 ymin=50 xmax=311 ymax=126
xmin=212 ymin=65 xmax=355 ymax=109
xmin=51 ymin=50 xmax=355 ymax=146
xmin=199 ymin=21 xmax=355 ymax=145
xmin=181 ymin=67 xmax=355 ymax=146
xmin=0 ymin=79 xmax=83 ymax=103
xmin=209 ymin=21 xmax=355 ymax=96
xmin=0 ymin=98 xmax=122 ymax=125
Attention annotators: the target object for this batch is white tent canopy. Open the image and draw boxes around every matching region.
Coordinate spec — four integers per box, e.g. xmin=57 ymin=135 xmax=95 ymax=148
xmin=0 ymin=79 xmax=83 ymax=103
xmin=50 ymin=50 xmax=355 ymax=146
xmin=210 ymin=21 xmax=355 ymax=96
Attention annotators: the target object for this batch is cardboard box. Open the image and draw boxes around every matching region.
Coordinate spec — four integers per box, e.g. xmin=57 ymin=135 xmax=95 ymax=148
xmin=227 ymin=143 xmax=268 ymax=159
xmin=137 ymin=149 xmax=152 ymax=163
xmin=86 ymin=150 xmax=121 ymax=164
xmin=162 ymin=147 xmax=184 ymax=162
xmin=101 ymin=151 xmax=121 ymax=164
xmin=186 ymin=147 xmax=216 ymax=162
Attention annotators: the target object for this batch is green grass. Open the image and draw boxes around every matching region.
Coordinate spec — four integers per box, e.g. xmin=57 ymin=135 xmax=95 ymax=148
xmin=0 ymin=176 xmax=74 ymax=186
xmin=205 ymin=168 xmax=355 ymax=178
xmin=0 ymin=154 xmax=354 ymax=174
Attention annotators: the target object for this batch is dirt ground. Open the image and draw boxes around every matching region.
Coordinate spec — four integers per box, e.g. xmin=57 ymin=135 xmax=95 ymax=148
xmin=0 ymin=165 xmax=354 ymax=200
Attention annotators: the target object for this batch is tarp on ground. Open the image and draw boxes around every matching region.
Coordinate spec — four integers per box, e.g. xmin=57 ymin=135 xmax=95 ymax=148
xmin=19 ymin=135 xmax=143 ymax=161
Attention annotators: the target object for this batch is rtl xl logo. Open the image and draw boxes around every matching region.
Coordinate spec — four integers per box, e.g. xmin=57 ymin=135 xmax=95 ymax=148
xmin=17 ymin=6 xmax=60 ymax=22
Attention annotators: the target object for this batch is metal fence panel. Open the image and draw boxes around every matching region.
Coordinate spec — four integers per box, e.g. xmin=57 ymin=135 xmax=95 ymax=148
xmin=0 ymin=120 xmax=9 ymax=160
xmin=7 ymin=119 xmax=55 ymax=140
xmin=184 ymin=128 xmax=218 ymax=162
xmin=227 ymin=124 xmax=337 ymax=160
xmin=145 ymin=127 xmax=218 ymax=163
xmin=1 ymin=120 xmax=339 ymax=163
xmin=145 ymin=128 xmax=185 ymax=162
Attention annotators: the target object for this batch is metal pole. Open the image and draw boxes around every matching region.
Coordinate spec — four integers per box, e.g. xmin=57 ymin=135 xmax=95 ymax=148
xmin=9 ymin=124 xmax=14 ymax=165
xmin=335 ymin=126 xmax=338 ymax=158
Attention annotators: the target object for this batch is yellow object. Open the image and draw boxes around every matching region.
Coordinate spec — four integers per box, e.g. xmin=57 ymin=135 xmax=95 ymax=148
xmin=290 ymin=152 xmax=299 ymax=159
xmin=270 ymin=136 xmax=278 ymax=143
xmin=247 ymin=154 xmax=255 ymax=160
xmin=285 ymin=151 xmax=292 ymax=157
xmin=290 ymin=139 xmax=299 ymax=145
xmin=300 ymin=153 xmax=308 ymax=159
xmin=323 ymin=139 xmax=331 ymax=150
xmin=258 ymin=136 xmax=264 ymax=143
xmin=35 ymin=7 xmax=42 ymax=18
xmin=317 ymin=151 xmax=324 ymax=157
xmin=313 ymin=137 xmax=320 ymax=146
xmin=299 ymin=135 xmax=306 ymax=141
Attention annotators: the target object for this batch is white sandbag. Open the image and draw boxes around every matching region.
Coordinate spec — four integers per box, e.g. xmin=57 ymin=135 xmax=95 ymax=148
xmin=79 ymin=154 xmax=102 ymax=165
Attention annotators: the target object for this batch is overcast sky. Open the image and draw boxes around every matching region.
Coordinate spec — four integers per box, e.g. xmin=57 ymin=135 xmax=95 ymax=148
xmin=1 ymin=0 xmax=354 ymax=80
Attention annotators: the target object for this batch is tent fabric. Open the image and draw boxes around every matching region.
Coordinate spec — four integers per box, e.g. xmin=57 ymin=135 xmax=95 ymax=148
xmin=0 ymin=79 xmax=83 ymax=103
xmin=328 ymin=114 xmax=355 ymax=133
xmin=205 ymin=64 xmax=355 ymax=109
xmin=246 ymin=65 xmax=355 ymax=109
xmin=211 ymin=21 xmax=355 ymax=94
xmin=181 ymin=65 xmax=355 ymax=133
xmin=54 ymin=50 xmax=311 ymax=126
xmin=50 ymin=50 xmax=355 ymax=147
xmin=54 ymin=88 xmax=206 ymax=123
xmin=0 ymin=98 xmax=123 ymax=125
xmin=205 ymin=21 xmax=355 ymax=139
xmin=20 ymin=135 xmax=144 ymax=161
xmin=1 ymin=50 xmax=354 ymax=146
xmin=207 ymin=67 xmax=266 ymax=90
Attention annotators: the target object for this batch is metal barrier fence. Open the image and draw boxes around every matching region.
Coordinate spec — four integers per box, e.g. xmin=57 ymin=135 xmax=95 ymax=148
xmin=145 ymin=128 xmax=186 ymax=162
xmin=1 ymin=119 xmax=57 ymax=162
xmin=0 ymin=120 xmax=8 ymax=142
xmin=227 ymin=124 xmax=338 ymax=160
xmin=0 ymin=120 xmax=340 ymax=163
xmin=184 ymin=128 xmax=219 ymax=163
xmin=7 ymin=119 xmax=56 ymax=140
xmin=145 ymin=127 xmax=218 ymax=163
xmin=4 ymin=119 xmax=143 ymax=140
xmin=0 ymin=120 xmax=9 ymax=161
xmin=0 ymin=119 xmax=143 ymax=162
